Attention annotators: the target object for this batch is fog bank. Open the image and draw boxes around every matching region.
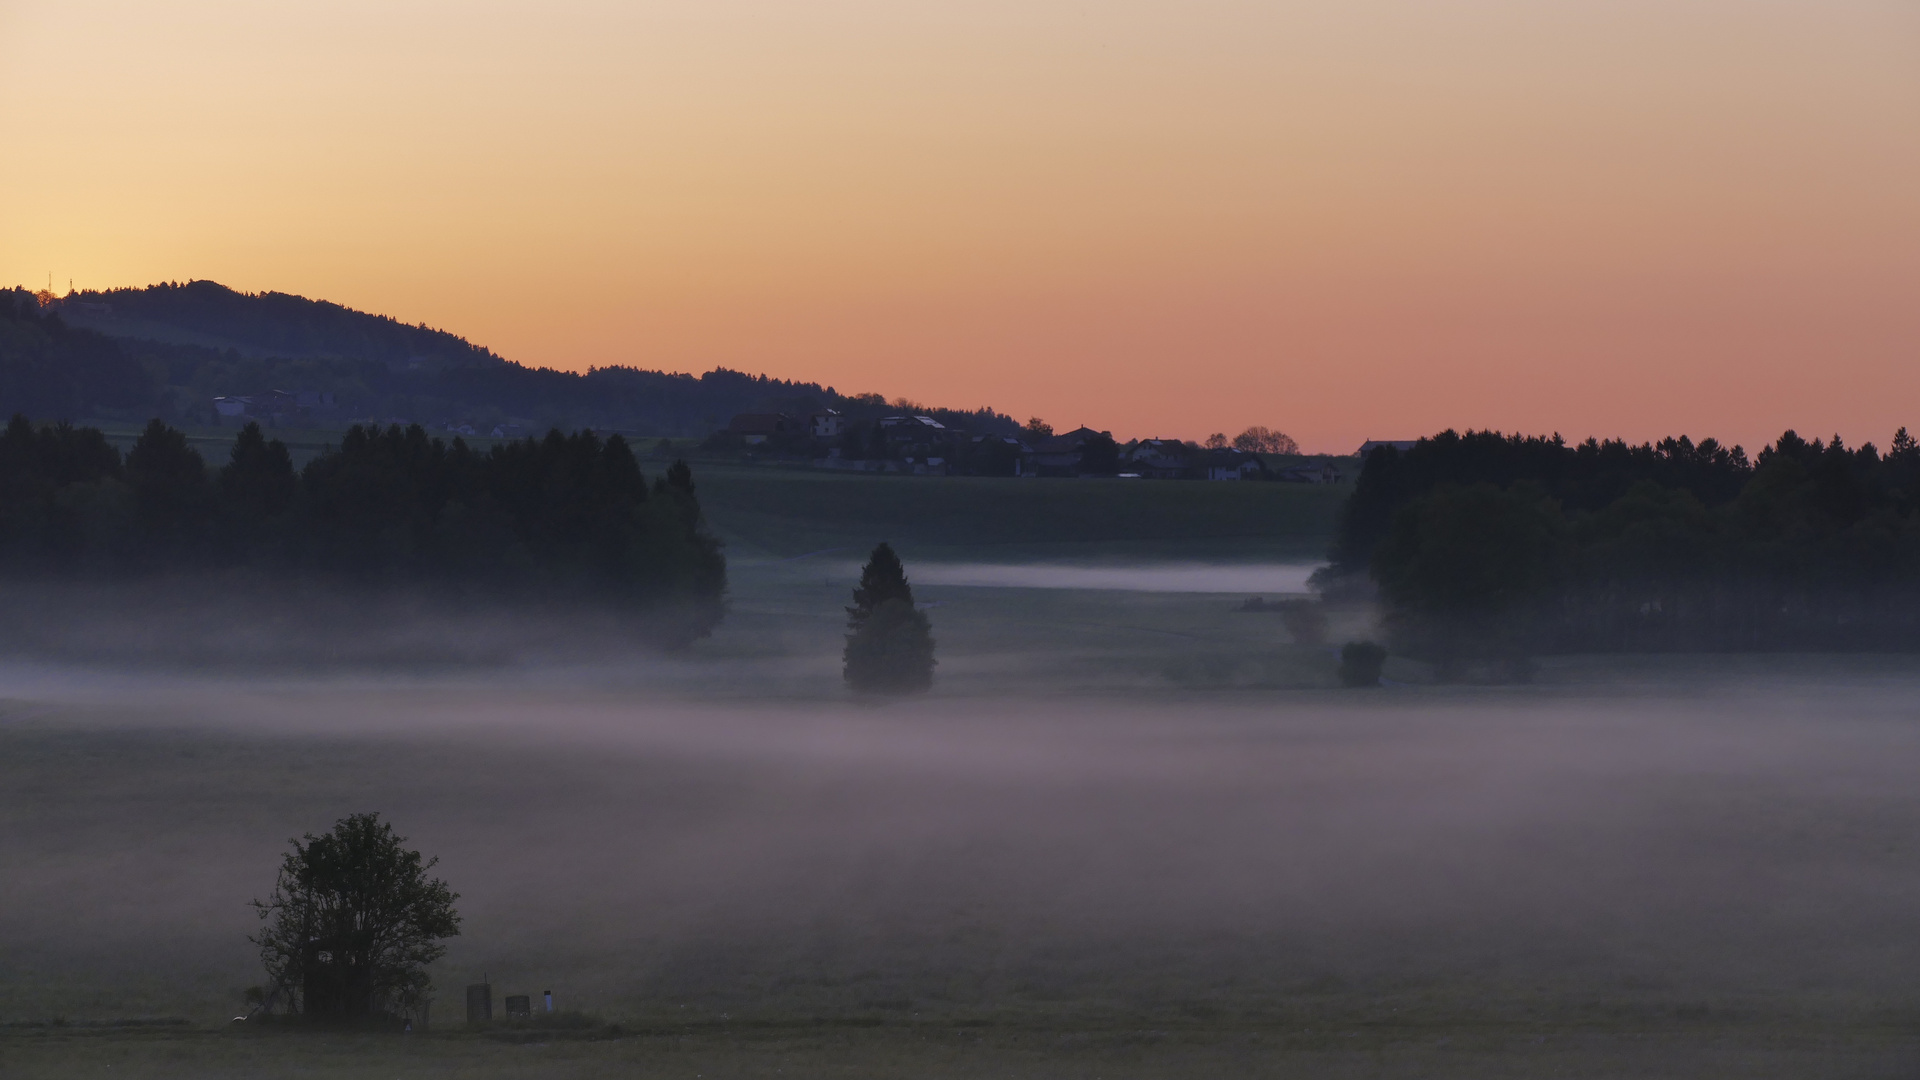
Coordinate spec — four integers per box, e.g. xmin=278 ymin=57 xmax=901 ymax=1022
xmin=4 ymin=667 xmax=1919 ymax=1025
xmin=901 ymin=562 xmax=1321 ymax=593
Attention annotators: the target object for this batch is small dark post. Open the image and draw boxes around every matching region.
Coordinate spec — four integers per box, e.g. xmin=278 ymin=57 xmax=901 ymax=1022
xmin=465 ymin=983 xmax=492 ymax=1024
xmin=505 ymin=994 xmax=532 ymax=1018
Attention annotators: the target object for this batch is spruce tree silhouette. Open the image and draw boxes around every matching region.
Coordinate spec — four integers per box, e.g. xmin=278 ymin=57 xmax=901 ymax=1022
xmin=125 ymin=417 xmax=212 ymax=562
xmin=220 ymin=421 xmax=296 ymax=521
xmin=844 ymin=542 xmax=934 ymax=693
xmin=846 ymin=542 xmax=912 ymax=629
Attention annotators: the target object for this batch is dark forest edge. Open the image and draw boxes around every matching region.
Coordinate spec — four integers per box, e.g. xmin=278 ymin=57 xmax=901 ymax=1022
xmin=1325 ymin=428 xmax=1920 ymax=669
xmin=0 ymin=414 xmax=727 ymax=645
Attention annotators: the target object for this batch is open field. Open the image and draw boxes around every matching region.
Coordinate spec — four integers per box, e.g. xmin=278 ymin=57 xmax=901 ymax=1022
xmin=5 ymin=469 xmax=1920 ymax=1077
xmin=7 ymin=550 xmax=1920 ymax=1075
xmin=8 ymin=1018 xmax=1916 ymax=1079
xmin=76 ymin=423 xmax=1345 ymax=562
xmin=694 ymin=465 xmax=1346 ymax=561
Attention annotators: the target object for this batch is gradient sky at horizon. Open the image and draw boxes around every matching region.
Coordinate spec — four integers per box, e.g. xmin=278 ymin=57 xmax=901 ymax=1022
xmin=3 ymin=0 xmax=1916 ymax=452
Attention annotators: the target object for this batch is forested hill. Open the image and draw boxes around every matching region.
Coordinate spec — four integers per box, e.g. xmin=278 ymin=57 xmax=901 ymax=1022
xmin=5 ymin=283 xmax=1020 ymax=437
xmin=62 ymin=280 xmax=503 ymax=369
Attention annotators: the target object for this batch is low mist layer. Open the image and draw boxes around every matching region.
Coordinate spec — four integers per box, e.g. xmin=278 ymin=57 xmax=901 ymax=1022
xmin=903 ymin=562 xmax=1320 ymax=593
xmin=4 ymin=666 xmax=1919 ymax=1028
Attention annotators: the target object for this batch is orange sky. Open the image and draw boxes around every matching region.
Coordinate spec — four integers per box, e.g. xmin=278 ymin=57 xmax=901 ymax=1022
xmin=3 ymin=0 xmax=1916 ymax=452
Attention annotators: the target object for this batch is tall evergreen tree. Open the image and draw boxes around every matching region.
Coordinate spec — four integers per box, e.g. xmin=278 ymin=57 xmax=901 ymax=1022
xmin=220 ymin=421 xmax=296 ymax=521
xmin=846 ymin=541 xmax=912 ymax=630
xmin=844 ymin=542 xmax=935 ymax=693
xmin=125 ymin=417 xmax=212 ymax=560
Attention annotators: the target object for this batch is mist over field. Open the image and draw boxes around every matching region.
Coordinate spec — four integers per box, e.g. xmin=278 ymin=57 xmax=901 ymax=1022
xmin=902 ymin=562 xmax=1321 ymax=593
xmin=9 ymin=661 xmax=1920 ymax=1028
xmin=7 ymin=472 xmax=1920 ymax=1077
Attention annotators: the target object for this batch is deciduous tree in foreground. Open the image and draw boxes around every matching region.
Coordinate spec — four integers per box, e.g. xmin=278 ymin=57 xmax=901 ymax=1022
xmin=251 ymin=812 xmax=460 ymax=1023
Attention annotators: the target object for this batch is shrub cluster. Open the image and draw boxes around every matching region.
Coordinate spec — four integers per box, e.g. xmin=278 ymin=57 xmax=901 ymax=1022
xmin=0 ymin=416 xmax=726 ymax=638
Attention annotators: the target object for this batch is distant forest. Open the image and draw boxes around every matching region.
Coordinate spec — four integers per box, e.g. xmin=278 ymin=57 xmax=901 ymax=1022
xmin=1331 ymin=429 xmax=1920 ymax=662
xmin=1 ymin=283 xmax=1021 ymax=437
xmin=0 ymin=413 xmax=726 ymax=640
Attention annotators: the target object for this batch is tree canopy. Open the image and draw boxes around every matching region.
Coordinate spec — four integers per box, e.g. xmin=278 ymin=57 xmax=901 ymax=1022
xmin=250 ymin=812 xmax=460 ymax=1023
xmin=847 ymin=541 xmax=913 ymax=629
xmin=0 ymin=415 xmax=727 ymax=639
xmin=1343 ymin=428 xmax=1920 ymax=657
xmin=1233 ymin=426 xmax=1299 ymax=456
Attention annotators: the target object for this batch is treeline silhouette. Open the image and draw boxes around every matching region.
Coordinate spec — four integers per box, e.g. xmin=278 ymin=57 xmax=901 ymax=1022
xmin=1332 ymin=428 xmax=1920 ymax=660
xmin=0 ymin=416 xmax=726 ymax=639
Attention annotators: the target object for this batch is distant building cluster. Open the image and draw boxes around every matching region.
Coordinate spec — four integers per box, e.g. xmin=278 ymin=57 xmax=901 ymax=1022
xmin=434 ymin=419 xmax=527 ymax=439
xmin=212 ymin=389 xmax=337 ymax=425
xmin=719 ymin=409 xmax=1348 ymax=481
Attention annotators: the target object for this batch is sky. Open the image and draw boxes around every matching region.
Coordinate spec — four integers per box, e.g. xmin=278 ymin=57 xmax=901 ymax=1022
xmin=2 ymin=0 xmax=1916 ymax=452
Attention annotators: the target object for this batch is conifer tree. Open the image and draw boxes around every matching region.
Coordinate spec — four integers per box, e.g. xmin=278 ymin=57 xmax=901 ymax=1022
xmin=220 ymin=421 xmax=296 ymax=521
xmin=844 ymin=542 xmax=935 ymax=693
xmin=846 ymin=541 xmax=912 ymax=630
xmin=125 ymin=418 xmax=212 ymax=560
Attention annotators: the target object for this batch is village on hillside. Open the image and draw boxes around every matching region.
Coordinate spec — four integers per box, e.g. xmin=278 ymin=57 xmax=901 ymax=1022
xmin=197 ymin=389 xmax=1387 ymax=482
xmin=713 ymin=409 xmax=1370 ymax=482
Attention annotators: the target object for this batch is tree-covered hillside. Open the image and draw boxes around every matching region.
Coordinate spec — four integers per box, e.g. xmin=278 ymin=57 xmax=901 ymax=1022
xmin=4 ymin=283 xmax=1021 ymax=438
xmin=67 ymin=280 xmax=503 ymax=369
xmin=0 ymin=290 xmax=157 ymax=421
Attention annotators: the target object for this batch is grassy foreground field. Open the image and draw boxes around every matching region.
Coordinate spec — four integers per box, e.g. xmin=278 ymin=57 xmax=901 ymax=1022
xmin=8 ymin=1018 xmax=1915 ymax=1079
